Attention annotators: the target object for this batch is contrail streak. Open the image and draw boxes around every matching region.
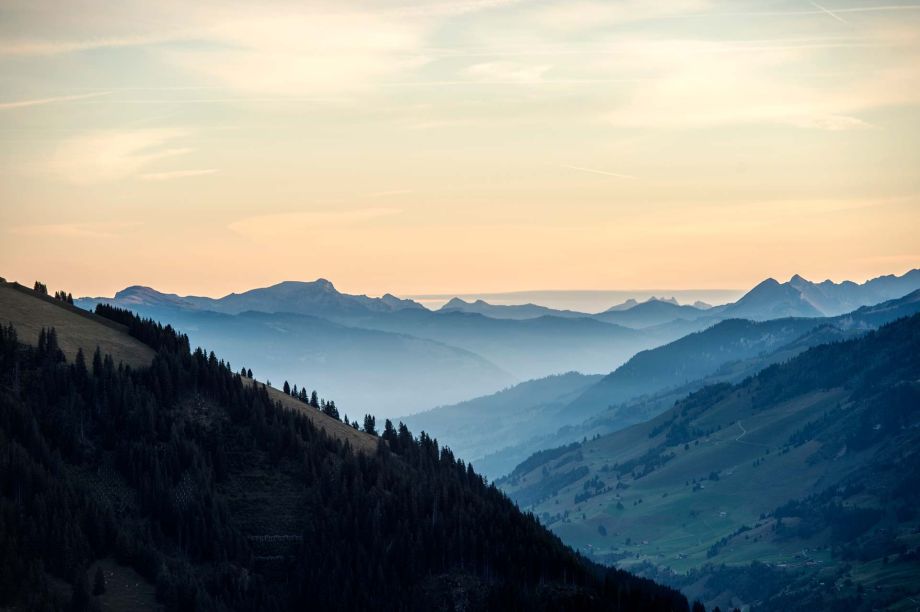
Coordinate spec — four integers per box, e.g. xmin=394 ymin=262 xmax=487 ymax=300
xmin=810 ymin=1 xmax=849 ymax=23
xmin=561 ymin=165 xmax=638 ymax=180
xmin=0 ymin=91 xmax=111 ymax=110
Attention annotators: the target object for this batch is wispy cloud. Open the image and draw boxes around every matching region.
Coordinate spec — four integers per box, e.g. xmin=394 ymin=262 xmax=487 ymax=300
xmin=139 ymin=168 xmax=219 ymax=181
xmin=6 ymin=221 xmax=140 ymax=238
xmin=47 ymin=129 xmax=195 ymax=184
xmin=561 ymin=165 xmax=637 ymax=180
xmin=0 ymin=91 xmax=111 ymax=110
xmin=165 ymin=10 xmax=430 ymax=96
xmin=0 ymin=34 xmax=176 ymax=56
xmin=596 ymin=32 xmax=920 ymax=130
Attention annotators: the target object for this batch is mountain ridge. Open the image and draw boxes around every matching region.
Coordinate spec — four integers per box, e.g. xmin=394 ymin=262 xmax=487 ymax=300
xmin=497 ymin=313 xmax=920 ymax=610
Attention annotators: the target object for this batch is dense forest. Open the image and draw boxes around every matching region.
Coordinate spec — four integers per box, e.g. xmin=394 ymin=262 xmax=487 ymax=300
xmin=0 ymin=302 xmax=692 ymax=611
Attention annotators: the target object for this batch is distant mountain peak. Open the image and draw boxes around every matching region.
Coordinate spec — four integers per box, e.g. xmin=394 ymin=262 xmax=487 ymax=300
xmin=646 ymin=296 xmax=679 ymax=305
xmin=605 ymin=298 xmax=639 ymax=312
xmin=754 ymin=277 xmax=781 ymax=288
xmin=111 ymin=285 xmax=193 ymax=307
xmin=115 ymin=285 xmax=158 ymax=298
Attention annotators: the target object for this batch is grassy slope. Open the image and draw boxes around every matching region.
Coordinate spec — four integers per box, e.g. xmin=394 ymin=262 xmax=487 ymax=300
xmin=0 ymin=281 xmax=155 ymax=368
xmin=513 ymin=387 xmax=848 ymax=570
xmin=243 ymin=377 xmax=378 ymax=454
xmin=1 ymin=282 xmax=377 ymax=453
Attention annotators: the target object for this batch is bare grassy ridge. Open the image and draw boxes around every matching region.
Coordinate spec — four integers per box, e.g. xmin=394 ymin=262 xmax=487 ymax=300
xmin=243 ymin=377 xmax=379 ymax=454
xmin=0 ymin=281 xmax=155 ymax=368
xmin=1 ymin=281 xmax=378 ymax=452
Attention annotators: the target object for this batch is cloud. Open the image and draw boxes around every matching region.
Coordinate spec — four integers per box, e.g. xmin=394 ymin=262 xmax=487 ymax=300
xmin=163 ymin=9 xmax=430 ymax=96
xmin=48 ymin=129 xmax=193 ymax=184
xmin=1 ymin=3 xmax=432 ymax=97
xmin=7 ymin=221 xmax=140 ymax=238
xmin=228 ymin=208 xmax=403 ymax=240
xmin=0 ymin=91 xmax=111 ymax=110
xmin=0 ymin=34 xmax=174 ymax=56
xmin=598 ymin=33 xmax=920 ymax=130
xmin=561 ymin=165 xmax=637 ymax=180
xmin=139 ymin=168 xmax=219 ymax=181
xmin=525 ymin=0 xmax=713 ymax=32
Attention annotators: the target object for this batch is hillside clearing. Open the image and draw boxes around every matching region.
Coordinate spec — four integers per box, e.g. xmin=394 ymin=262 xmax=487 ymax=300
xmin=0 ymin=281 xmax=155 ymax=368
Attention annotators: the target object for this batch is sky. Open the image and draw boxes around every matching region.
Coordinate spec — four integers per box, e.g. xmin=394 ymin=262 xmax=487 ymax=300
xmin=0 ymin=0 xmax=918 ymax=300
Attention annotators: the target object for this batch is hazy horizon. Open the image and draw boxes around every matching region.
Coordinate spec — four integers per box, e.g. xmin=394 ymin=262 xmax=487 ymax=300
xmin=8 ymin=267 xmax=920 ymax=313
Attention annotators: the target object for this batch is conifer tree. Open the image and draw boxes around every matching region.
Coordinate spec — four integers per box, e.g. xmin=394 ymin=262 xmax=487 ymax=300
xmin=363 ymin=414 xmax=377 ymax=436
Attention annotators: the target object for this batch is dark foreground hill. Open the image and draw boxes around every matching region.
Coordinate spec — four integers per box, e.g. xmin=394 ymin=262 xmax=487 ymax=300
xmin=0 ymin=285 xmax=689 ymax=611
xmin=498 ymin=314 xmax=920 ymax=611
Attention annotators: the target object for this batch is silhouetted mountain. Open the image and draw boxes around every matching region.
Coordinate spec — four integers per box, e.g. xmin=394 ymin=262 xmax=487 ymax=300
xmin=606 ymin=298 xmax=639 ymax=311
xmin=720 ymin=268 xmax=920 ymax=320
xmin=498 ymin=313 xmax=920 ymax=611
xmin=593 ymin=298 xmax=709 ymax=329
xmin=0 ymin=283 xmax=689 ymax=611
xmin=215 ymin=279 xmax=425 ymax=316
xmin=438 ymin=297 xmax=588 ymax=320
xmin=79 ymin=279 xmax=425 ymax=319
xmin=720 ymin=278 xmax=825 ymax=320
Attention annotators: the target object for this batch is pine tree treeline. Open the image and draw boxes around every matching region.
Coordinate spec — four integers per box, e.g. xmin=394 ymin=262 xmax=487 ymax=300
xmin=0 ymin=304 xmax=691 ymax=611
xmin=30 ymin=279 xmax=73 ymax=303
xmin=277 ymin=376 xmax=336 ymax=420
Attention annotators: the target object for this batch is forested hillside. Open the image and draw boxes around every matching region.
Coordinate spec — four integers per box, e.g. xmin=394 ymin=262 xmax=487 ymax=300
xmin=0 ymin=293 xmax=690 ymax=611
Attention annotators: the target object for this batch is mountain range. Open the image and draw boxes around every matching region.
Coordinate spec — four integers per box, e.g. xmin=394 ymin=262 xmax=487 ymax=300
xmin=716 ymin=270 xmax=920 ymax=320
xmin=83 ymin=279 xmax=425 ymax=318
xmin=72 ymin=269 xmax=920 ymax=420
xmin=435 ymin=270 xmax=920 ymax=325
xmin=412 ymin=289 xmax=920 ymax=479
